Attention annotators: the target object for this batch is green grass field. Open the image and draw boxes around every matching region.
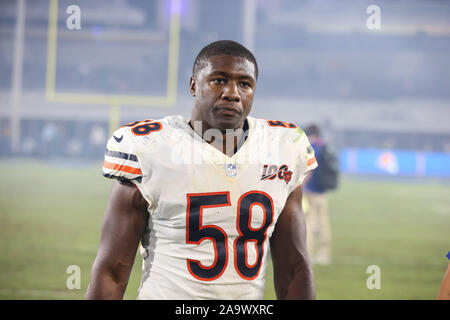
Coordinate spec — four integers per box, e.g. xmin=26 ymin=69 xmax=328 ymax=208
xmin=0 ymin=159 xmax=448 ymax=299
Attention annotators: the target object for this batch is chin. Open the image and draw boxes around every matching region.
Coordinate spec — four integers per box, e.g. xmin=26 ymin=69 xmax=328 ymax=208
xmin=215 ymin=117 xmax=243 ymax=130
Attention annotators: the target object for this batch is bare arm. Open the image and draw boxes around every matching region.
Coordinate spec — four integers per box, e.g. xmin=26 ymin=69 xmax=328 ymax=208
xmin=270 ymin=185 xmax=315 ymax=299
xmin=438 ymin=262 xmax=450 ymax=300
xmin=302 ymin=171 xmax=313 ymax=186
xmin=85 ymin=180 xmax=149 ymax=299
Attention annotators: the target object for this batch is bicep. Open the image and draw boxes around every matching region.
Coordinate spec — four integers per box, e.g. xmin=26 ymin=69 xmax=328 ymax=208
xmin=270 ymin=185 xmax=310 ymax=280
xmin=95 ymin=180 xmax=149 ymax=272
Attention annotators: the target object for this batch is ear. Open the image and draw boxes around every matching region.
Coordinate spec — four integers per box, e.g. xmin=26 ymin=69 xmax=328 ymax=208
xmin=189 ymin=76 xmax=196 ymax=97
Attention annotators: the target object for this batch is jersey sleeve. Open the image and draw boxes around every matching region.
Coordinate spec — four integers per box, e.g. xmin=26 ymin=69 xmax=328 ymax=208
xmin=292 ymin=128 xmax=318 ymax=188
xmin=102 ymin=127 xmax=143 ymax=184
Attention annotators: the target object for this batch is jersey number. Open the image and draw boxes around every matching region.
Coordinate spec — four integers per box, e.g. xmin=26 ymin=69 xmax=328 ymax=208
xmin=186 ymin=191 xmax=274 ymax=281
xmin=122 ymin=119 xmax=162 ymax=136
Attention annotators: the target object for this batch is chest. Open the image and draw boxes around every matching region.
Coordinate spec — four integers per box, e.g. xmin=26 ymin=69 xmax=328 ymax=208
xmin=135 ymin=125 xmax=299 ymax=228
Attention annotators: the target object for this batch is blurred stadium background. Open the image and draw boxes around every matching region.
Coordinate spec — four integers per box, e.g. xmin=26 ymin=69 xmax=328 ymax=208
xmin=0 ymin=0 xmax=449 ymax=299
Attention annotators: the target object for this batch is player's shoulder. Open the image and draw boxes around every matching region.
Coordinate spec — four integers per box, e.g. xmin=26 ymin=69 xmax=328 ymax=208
xmin=106 ymin=115 xmax=186 ymax=155
xmin=250 ymin=117 xmax=307 ymax=142
xmin=111 ymin=115 xmax=184 ymax=140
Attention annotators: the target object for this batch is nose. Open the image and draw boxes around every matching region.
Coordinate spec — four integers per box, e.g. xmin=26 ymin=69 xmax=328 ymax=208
xmin=222 ymin=81 xmax=240 ymax=102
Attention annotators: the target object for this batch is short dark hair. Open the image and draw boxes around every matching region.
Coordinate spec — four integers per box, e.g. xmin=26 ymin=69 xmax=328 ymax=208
xmin=192 ymin=40 xmax=258 ymax=80
xmin=305 ymin=124 xmax=321 ymax=137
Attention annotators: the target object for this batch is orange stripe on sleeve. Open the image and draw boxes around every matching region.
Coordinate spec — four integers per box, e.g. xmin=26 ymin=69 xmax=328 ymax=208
xmin=103 ymin=160 xmax=142 ymax=175
xmin=307 ymin=156 xmax=317 ymax=166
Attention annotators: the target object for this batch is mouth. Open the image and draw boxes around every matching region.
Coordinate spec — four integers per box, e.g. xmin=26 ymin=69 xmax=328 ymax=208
xmin=214 ymin=104 xmax=243 ymax=116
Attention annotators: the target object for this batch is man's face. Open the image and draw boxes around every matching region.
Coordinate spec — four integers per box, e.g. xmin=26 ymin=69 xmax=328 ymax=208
xmin=190 ymin=55 xmax=256 ymax=132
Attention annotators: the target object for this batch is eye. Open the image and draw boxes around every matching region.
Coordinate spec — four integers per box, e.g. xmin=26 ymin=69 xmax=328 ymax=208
xmin=240 ymin=81 xmax=252 ymax=88
xmin=212 ymin=78 xmax=225 ymax=84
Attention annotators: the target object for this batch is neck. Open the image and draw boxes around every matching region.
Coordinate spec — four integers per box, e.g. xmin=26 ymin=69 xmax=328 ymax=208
xmin=188 ymin=118 xmax=248 ymax=156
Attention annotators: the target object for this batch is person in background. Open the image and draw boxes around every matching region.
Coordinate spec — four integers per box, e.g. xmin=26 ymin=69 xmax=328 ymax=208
xmin=303 ymin=124 xmax=339 ymax=265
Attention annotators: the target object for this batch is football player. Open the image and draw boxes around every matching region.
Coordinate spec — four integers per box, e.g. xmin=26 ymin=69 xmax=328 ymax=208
xmin=85 ymin=40 xmax=318 ymax=300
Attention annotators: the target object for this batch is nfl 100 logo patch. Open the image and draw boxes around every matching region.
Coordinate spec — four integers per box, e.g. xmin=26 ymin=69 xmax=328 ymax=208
xmin=225 ymin=163 xmax=237 ymax=177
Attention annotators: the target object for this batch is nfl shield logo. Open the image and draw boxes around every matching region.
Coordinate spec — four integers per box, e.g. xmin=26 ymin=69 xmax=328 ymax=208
xmin=225 ymin=163 xmax=237 ymax=177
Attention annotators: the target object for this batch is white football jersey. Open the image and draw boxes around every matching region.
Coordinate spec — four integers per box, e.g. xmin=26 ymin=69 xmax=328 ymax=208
xmin=102 ymin=115 xmax=317 ymax=300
